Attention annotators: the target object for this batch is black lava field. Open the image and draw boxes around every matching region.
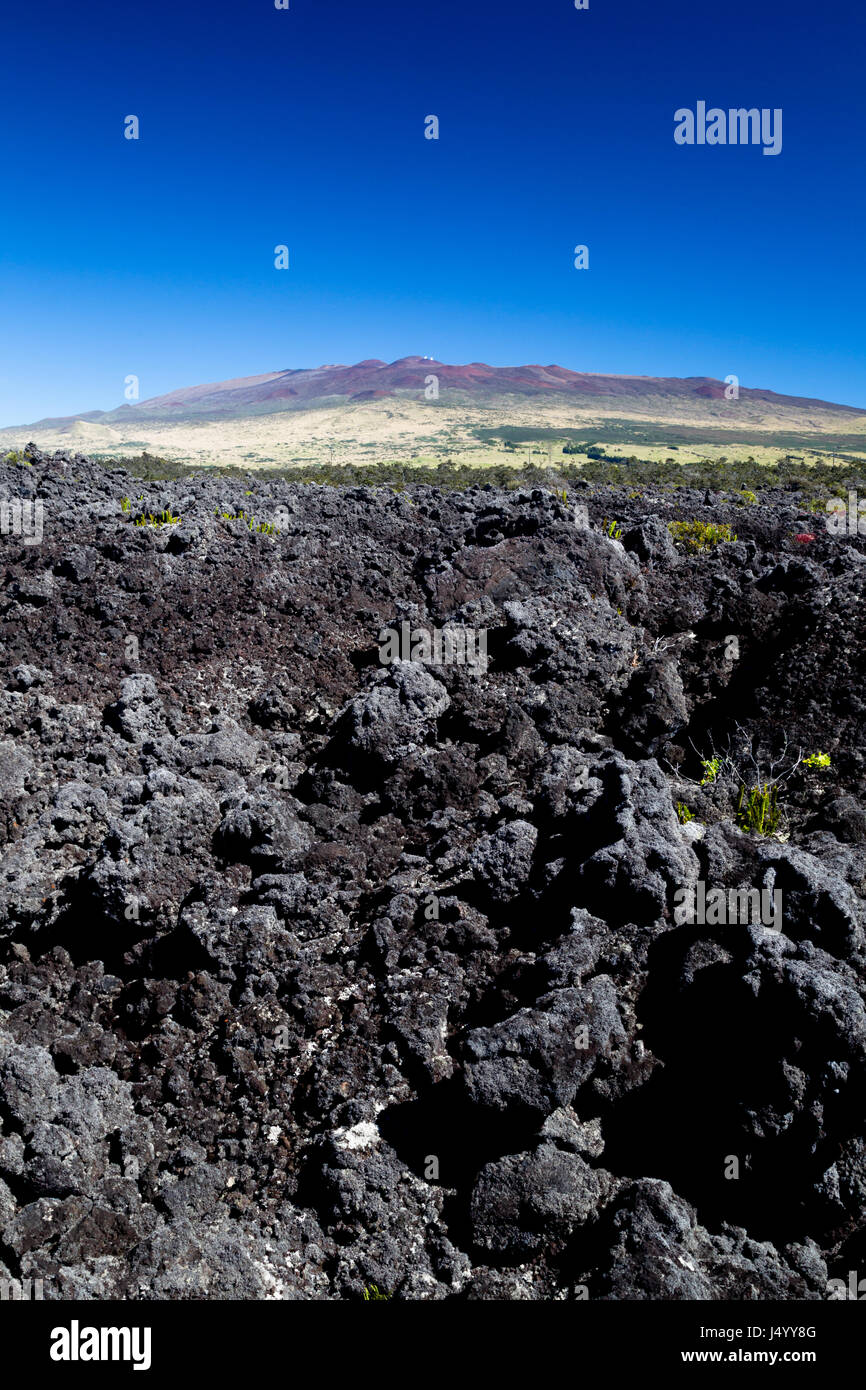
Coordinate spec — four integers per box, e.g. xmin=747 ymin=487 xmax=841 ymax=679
xmin=1 ymin=447 xmax=865 ymax=1301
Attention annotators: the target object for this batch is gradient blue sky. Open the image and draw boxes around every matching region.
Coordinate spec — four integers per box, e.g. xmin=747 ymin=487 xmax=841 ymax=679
xmin=1 ymin=0 xmax=863 ymax=425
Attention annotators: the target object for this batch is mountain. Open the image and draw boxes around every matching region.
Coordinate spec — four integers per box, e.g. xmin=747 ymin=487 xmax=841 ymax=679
xmin=15 ymin=358 xmax=866 ymax=428
xmin=4 ymin=359 xmax=865 ymax=471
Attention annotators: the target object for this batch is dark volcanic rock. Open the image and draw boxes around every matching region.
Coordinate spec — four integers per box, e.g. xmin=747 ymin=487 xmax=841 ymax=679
xmin=0 ymin=447 xmax=864 ymax=1300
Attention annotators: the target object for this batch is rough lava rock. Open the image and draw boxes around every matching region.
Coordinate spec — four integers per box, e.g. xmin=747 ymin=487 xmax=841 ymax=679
xmin=0 ymin=445 xmax=864 ymax=1300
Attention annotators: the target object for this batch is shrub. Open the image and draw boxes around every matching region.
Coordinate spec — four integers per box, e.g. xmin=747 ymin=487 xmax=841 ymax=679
xmin=737 ymin=783 xmax=781 ymax=836
xmin=668 ymin=520 xmax=737 ymax=554
xmin=718 ymin=724 xmax=806 ymax=838
xmin=700 ymin=756 xmax=721 ymax=785
xmin=803 ymin=751 xmax=831 ymax=769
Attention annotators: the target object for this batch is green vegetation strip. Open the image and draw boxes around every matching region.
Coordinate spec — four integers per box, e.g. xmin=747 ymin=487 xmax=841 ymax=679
xmin=82 ymin=450 xmax=866 ymax=497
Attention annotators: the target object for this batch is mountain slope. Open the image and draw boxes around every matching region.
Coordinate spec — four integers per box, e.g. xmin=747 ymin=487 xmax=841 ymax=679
xmin=16 ymin=358 xmax=866 ymax=429
xmin=4 ymin=360 xmax=865 ymax=471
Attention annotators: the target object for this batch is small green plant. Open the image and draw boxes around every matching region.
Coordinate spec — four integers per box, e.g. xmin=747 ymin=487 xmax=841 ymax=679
xmin=668 ymin=520 xmax=737 ymax=554
xmin=120 ymin=496 xmax=131 ymax=513
xmin=737 ymin=489 xmax=758 ymax=505
xmin=3 ymin=449 xmax=26 ymax=464
xmin=676 ymin=802 xmax=695 ymax=825
xmin=700 ymin=756 xmax=721 ymax=785
xmin=736 ymin=782 xmax=781 ymax=836
xmin=803 ymin=751 xmax=831 ymax=769
xmin=603 ymin=518 xmax=622 ymax=540
xmin=712 ymin=723 xmax=807 ymax=840
xmin=362 ymin=1284 xmax=392 ymax=1301
xmin=215 ymin=507 xmax=278 ymax=535
xmin=133 ymin=508 xmax=181 ymax=528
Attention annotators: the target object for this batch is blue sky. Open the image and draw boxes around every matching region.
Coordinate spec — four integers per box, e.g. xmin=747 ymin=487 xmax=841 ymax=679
xmin=1 ymin=0 xmax=863 ymax=425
